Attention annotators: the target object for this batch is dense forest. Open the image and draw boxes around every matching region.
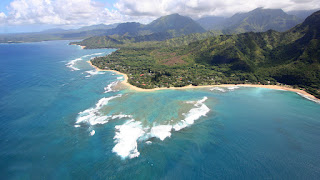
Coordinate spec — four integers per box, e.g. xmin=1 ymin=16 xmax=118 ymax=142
xmin=90 ymin=11 xmax=320 ymax=98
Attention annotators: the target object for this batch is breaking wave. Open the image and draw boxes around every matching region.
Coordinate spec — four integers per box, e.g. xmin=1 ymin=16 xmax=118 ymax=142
xmin=227 ymin=86 xmax=240 ymax=91
xmin=210 ymin=86 xmax=240 ymax=92
xmin=111 ymin=96 xmax=210 ymax=159
xmin=76 ymin=95 xmax=211 ymax=160
xmin=173 ymin=96 xmax=210 ymax=131
xmin=75 ymin=94 xmax=123 ymax=125
xmin=90 ymin=130 xmax=95 ymax=136
xmin=296 ymin=92 xmax=320 ymax=104
xmin=66 ymin=58 xmax=82 ymax=71
xmin=112 ymin=120 xmax=145 ymax=159
xmin=104 ymin=81 xmax=119 ymax=93
xmin=84 ymin=70 xmax=105 ymax=77
xmin=66 ymin=52 xmax=105 ymax=71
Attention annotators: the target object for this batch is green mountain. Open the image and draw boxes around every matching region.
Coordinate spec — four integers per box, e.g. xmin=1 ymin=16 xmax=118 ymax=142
xmin=287 ymin=9 xmax=320 ymax=20
xmin=0 ymin=14 xmax=205 ymax=43
xmin=71 ymin=14 xmax=208 ymax=48
xmin=90 ymin=11 xmax=320 ymax=98
xmin=196 ymin=16 xmax=225 ymax=30
xmin=71 ymin=30 xmax=221 ymax=49
xmin=0 ymin=23 xmax=119 ymax=43
xmin=145 ymin=13 xmax=206 ymax=36
xmin=177 ymin=10 xmax=320 ymax=93
xmin=104 ymin=14 xmax=205 ymax=37
xmin=106 ymin=22 xmax=148 ymax=36
xmin=77 ymin=23 xmax=119 ymax=31
xmin=197 ymin=8 xmax=303 ymax=33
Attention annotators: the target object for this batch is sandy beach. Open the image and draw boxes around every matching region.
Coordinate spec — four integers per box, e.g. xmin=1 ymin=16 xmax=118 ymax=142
xmin=72 ymin=44 xmax=86 ymax=49
xmin=88 ymin=61 xmax=319 ymax=101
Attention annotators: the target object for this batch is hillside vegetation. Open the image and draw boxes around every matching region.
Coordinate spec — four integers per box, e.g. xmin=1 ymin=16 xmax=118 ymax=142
xmin=197 ymin=8 xmax=303 ymax=33
xmin=91 ymin=11 xmax=320 ymax=98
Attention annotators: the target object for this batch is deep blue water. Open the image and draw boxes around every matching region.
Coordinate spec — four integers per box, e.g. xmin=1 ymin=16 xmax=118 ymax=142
xmin=1 ymin=41 xmax=320 ymax=179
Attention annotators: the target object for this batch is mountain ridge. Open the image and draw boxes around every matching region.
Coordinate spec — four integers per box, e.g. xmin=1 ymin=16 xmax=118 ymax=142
xmin=90 ymin=10 xmax=320 ymax=98
xmin=197 ymin=8 xmax=304 ymax=33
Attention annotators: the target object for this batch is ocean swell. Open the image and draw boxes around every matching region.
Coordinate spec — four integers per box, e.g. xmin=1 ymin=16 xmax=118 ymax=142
xmin=75 ymin=94 xmax=122 ymax=125
xmin=85 ymin=70 xmax=105 ymax=77
xmin=66 ymin=52 xmax=106 ymax=71
xmin=296 ymin=92 xmax=320 ymax=104
xmin=66 ymin=58 xmax=82 ymax=71
xmin=104 ymin=81 xmax=119 ymax=93
xmin=173 ymin=96 xmax=210 ymax=131
xmin=112 ymin=120 xmax=145 ymax=159
xmin=111 ymin=96 xmax=210 ymax=159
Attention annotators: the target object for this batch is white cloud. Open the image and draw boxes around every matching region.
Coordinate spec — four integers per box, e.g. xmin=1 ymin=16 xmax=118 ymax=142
xmin=0 ymin=12 xmax=6 ymax=18
xmin=115 ymin=0 xmax=320 ymax=18
xmin=4 ymin=0 xmax=104 ymax=25
xmin=0 ymin=12 xmax=7 ymax=24
xmin=0 ymin=0 xmax=320 ymax=27
xmin=0 ymin=0 xmax=154 ymax=26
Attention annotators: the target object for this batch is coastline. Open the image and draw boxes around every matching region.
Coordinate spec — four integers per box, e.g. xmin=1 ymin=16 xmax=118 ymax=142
xmin=72 ymin=44 xmax=86 ymax=49
xmin=88 ymin=61 xmax=319 ymax=101
xmin=79 ymin=45 xmax=86 ymax=49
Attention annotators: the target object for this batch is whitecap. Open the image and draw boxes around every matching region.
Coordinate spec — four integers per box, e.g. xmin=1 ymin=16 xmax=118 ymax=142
xmin=76 ymin=94 xmax=122 ymax=125
xmin=85 ymin=70 xmax=105 ymax=77
xmin=66 ymin=58 xmax=82 ymax=71
xmin=104 ymin=81 xmax=119 ymax=93
xmin=111 ymin=114 xmax=132 ymax=120
xmin=66 ymin=53 xmax=106 ymax=71
xmin=149 ymin=125 xmax=173 ymax=141
xmin=146 ymin=141 xmax=152 ymax=144
xmin=74 ymin=125 xmax=80 ymax=128
xmin=296 ymin=92 xmax=320 ymax=104
xmin=112 ymin=120 xmax=145 ymax=159
xmin=82 ymin=52 xmax=103 ymax=58
xmin=117 ymin=77 xmax=124 ymax=80
xmin=227 ymin=86 xmax=240 ymax=91
xmin=90 ymin=130 xmax=95 ymax=136
xmin=210 ymin=87 xmax=226 ymax=92
xmin=173 ymin=97 xmax=210 ymax=131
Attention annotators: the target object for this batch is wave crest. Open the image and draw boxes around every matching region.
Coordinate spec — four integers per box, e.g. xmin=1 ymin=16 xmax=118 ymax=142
xmin=173 ymin=96 xmax=210 ymax=131
xmin=112 ymin=120 xmax=145 ymax=159
xmin=76 ymin=94 xmax=122 ymax=125
xmin=104 ymin=81 xmax=119 ymax=93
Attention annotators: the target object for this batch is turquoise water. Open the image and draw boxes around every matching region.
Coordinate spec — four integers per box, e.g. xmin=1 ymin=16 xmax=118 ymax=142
xmin=1 ymin=41 xmax=320 ymax=179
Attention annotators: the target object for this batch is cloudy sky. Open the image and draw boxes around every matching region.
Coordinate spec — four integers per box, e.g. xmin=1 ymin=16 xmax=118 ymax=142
xmin=0 ymin=0 xmax=319 ymax=33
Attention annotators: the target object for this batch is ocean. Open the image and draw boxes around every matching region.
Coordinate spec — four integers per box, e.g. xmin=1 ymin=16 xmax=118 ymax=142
xmin=1 ymin=40 xmax=320 ymax=179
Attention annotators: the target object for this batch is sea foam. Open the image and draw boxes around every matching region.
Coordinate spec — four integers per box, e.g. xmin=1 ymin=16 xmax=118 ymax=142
xmin=296 ymin=92 xmax=320 ymax=104
xmin=112 ymin=120 xmax=145 ymax=159
xmin=79 ymin=96 xmax=211 ymax=160
xmin=210 ymin=87 xmax=226 ymax=92
xmin=66 ymin=58 xmax=82 ymax=71
xmin=82 ymin=52 xmax=103 ymax=58
xmin=76 ymin=94 xmax=122 ymax=125
xmin=227 ymin=86 xmax=240 ymax=91
xmin=173 ymin=96 xmax=210 ymax=131
xmin=66 ymin=52 xmax=105 ymax=71
xmin=149 ymin=125 xmax=173 ymax=141
xmin=85 ymin=70 xmax=105 ymax=77
xmin=104 ymin=81 xmax=119 ymax=93
xmin=90 ymin=130 xmax=95 ymax=136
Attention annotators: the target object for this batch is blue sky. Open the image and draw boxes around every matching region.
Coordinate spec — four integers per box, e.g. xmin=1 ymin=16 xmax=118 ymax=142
xmin=0 ymin=0 xmax=319 ymax=33
xmin=0 ymin=0 xmax=11 ymax=14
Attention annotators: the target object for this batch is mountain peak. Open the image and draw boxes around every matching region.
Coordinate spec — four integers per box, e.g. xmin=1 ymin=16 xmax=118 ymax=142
xmin=146 ymin=13 xmax=205 ymax=36
xmin=302 ymin=10 xmax=320 ymax=26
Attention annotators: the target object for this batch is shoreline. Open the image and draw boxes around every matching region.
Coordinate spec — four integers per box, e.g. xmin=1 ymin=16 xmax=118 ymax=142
xmin=88 ymin=61 xmax=319 ymax=101
xmin=72 ymin=44 xmax=86 ymax=49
